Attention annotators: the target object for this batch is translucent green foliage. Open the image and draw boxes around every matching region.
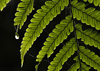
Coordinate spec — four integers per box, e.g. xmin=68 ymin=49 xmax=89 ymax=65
xmin=35 ymin=64 xmax=39 ymax=71
xmin=79 ymin=46 xmax=100 ymax=71
xmin=76 ymin=24 xmax=100 ymax=49
xmin=20 ymin=0 xmax=69 ymax=67
xmin=83 ymin=0 xmax=100 ymax=6
xmin=0 ymin=0 xmax=10 ymax=11
xmin=36 ymin=15 xmax=73 ymax=63
xmin=71 ymin=1 xmax=100 ymax=30
xmin=69 ymin=56 xmax=91 ymax=71
xmin=78 ymin=62 xmax=91 ymax=71
xmin=71 ymin=1 xmax=85 ymax=19
xmin=14 ymin=0 xmax=34 ymax=29
xmin=47 ymin=38 xmax=77 ymax=71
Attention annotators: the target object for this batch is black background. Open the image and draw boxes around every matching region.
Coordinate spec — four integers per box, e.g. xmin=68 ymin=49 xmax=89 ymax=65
xmin=0 ymin=0 xmax=100 ymax=71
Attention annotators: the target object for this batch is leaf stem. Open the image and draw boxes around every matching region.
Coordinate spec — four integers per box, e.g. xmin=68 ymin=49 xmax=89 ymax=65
xmin=73 ymin=20 xmax=81 ymax=70
xmin=69 ymin=0 xmax=81 ymax=70
xmin=27 ymin=53 xmax=50 ymax=63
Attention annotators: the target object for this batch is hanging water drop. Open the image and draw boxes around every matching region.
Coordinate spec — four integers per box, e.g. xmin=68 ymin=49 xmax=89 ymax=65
xmin=15 ymin=32 xmax=19 ymax=39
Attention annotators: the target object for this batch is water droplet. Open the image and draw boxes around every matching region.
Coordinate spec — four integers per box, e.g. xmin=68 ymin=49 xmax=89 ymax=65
xmin=15 ymin=32 xmax=19 ymax=39
xmin=15 ymin=35 xmax=19 ymax=39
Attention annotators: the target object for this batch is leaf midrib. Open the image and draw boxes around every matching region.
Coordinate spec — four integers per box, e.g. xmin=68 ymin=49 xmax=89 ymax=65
xmin=71 ymin=4 xmax=100 ymax=23
xmin=45 ymin=20 xmax=73 ymax=57
xmin=16 ymin=0 xmax=32 ymax=27
xmin=21 ymin=0 xmax=62 ymax=58
xmin=76 ymin=28 xmax=100 ymax=44
xmin=80 ymin=49 xmax=100 ymax=67
xmin=51 ymin=40 xmax=76 ymax=71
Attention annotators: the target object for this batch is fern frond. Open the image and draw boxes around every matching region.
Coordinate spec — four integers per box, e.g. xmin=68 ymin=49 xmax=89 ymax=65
xmin=14 ymin=0 xmax=34 ymax=29
xmin=79 ymin=46 xmax=100 ymax=71
xmin=36 ymin=15 xmax=73 ymax=63
xmin=69 ymin=56 xmax=91 ymax=71
xmin=71 ymin=1 xmax=100 ymax=30
xmin=76 ymin=24 xmax=100 ymax=49
xmin=83 ymin=0 xmax=100 ymax=6
xmin=47 ymin=38 xmax=77 ymax=71
xmin=20 ymin=0 xmax=69 ymax=67
xmin=0 ymin=0 xmax=10 ymax=11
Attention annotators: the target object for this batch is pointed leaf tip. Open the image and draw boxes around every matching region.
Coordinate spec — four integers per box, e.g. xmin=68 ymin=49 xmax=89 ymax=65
xmin=21 ymin=59 xmax=24 ymax=68
xmin=35 ymin=64 xmax=38 ymax=71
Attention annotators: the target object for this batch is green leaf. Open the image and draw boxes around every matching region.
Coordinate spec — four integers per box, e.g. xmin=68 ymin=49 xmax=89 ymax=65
xmin=71 ymin=1 xmax=100 ymax=30
xmin=35 ymin=63 xmax=40 ymax=71
xmin=79 ymin=46 xmax=100 ymax=71
xmin=20 ymin=0 xmax=69 ymax=67
xmin=69 ymin=56 xmax=91 ymax=71
xmin=0 ymin=0 xmax=10 ymax=11
xmin=14 ymin=0 xmax=34 ymax=29
xmin=71 ymin=1 xmax=86 ymax=19
xmin=76 ymin=24 xmax=100 ymax=50
xmin=36 ymin=15 xmax=73 ymax=63
xmin=48 ymin=38 xmax=77 ymax=71
xmin=83 ymin=0 xmax=100 ymax=6
xmin=79 ymin=63 xmax=91 ymax=71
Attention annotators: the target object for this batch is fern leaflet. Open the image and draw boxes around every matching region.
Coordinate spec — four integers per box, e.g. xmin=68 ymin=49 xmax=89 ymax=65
xmin=79 ymin=46 xmax=100 ymax=71
xmin=83 ymin=0 xmax=100 ymax=6
xmin=78 ymin=62 xmax=91 ymax=71
xmin=76 ymin=24 xmax=100 ymax=50
xmin=0 ymin=0 xmax=10 ymax=11
xmin=20 ymin=0 xmax=69 ymax=67
xmin=68 ymin=56 xmax=91 ymax=71
xmin=14 ymin=0 xmax=34 ymax=29
xmin=36 ymin=15 xmax=73 ymax=63
xmin=47 ymin=38 xmax=77 ymax=71
xmin=71 ymin=1 xmax=100 ymax=30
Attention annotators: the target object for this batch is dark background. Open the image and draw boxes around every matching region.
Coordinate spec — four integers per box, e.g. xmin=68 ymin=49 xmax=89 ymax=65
xmin=0 ymin=0 xmax=100 ymax=71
